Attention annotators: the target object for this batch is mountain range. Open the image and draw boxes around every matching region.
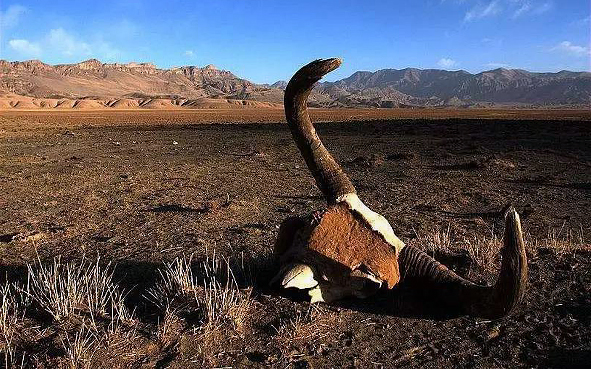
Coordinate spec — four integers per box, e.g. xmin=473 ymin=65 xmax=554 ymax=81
xmin=1 ymin=59 xmax=589 ymax=109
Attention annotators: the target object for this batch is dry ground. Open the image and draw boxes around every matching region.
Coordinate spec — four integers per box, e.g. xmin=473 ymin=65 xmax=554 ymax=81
xmin=0 ymin=109 xmax=590 ymax=368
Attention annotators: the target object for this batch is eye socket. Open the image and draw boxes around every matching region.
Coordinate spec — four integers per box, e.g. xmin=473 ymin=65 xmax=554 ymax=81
xmin=274 ymin=217 xmax=306 ymax=256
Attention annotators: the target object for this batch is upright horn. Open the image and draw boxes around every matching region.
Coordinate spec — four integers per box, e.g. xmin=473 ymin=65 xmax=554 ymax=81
xmin=398 ymin=207 xmax=528 ymax=319
xmin=284 ymin=58 xmax=356 ymax=204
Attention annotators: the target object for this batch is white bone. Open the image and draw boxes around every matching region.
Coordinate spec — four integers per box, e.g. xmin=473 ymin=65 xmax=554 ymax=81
xmin=280 ymin=263 xmax=318 ymax=289
xmin=337 ymin=193 xmax=405 ymax=254
xmin=308 ymin=286 xmax=325 ymax=303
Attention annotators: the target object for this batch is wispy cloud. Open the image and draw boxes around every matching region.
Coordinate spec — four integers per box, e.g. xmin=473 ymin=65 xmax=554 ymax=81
xmin=511 ymin=1 xmax=552 ymax=19
xmin=8 ymin=27 xmax=121 ymax=61
xmin=464 ymin=1 xmax=502 ymax=22
xmin=48 ymin=28 xmax=92 ymax=57
xmin=0 ymin=4 xmax=26 ymax=29
xmin=455 ymin=1 xmax=552 ymax=22
xmin=551 ymin=41 xmax=590 ymax=57
xmin=8 ymin=39 xmax=41 ymax=57
xmin=184 ymin=50 xmax=195 ymax=57
xmin=437 ymin=58 xmax=458 ymax=68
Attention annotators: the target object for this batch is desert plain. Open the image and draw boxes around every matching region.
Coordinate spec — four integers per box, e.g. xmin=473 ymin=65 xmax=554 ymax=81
xmin=0 ymin=108 xmax=590 ymax=368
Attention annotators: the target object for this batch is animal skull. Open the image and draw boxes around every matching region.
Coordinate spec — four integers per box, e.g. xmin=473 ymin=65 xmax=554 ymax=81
xmin=273 ymin=58 xmax=528 ymax=319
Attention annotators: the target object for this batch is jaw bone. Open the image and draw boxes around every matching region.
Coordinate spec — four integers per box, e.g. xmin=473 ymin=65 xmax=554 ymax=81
xmin=273 ymin=263 xmax=318 ymax=289
xmin=273 ymin=261 xmax=384 ymax=303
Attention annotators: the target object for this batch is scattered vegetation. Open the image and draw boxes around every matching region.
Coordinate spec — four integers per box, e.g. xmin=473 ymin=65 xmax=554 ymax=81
xmin=0 ymin=228 xmax=588 ymax=367
xmin=414 ymin=223 xmax=589 ymax=282
xmin=26 ymin=256 xmax=132 ymax=323
xmin=533 ymin=223 xmax=587 ymax=256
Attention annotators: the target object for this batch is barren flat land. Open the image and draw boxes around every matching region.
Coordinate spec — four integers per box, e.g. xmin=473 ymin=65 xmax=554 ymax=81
xmin=1 ymin=109 xmax=590 ymax=368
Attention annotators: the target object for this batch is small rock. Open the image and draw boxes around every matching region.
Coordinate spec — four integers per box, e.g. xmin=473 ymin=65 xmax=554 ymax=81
xmin=173 ymin=141 xmax=178 ymax=145
xmin=485 ymin=326 xmax=501 ymax=342
xmin=21 ymin=232 xmax=46 ymax=243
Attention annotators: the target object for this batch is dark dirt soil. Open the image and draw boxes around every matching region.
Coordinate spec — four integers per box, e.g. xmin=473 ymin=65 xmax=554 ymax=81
xmin=0 ymin=112 xmax=590 ymax=368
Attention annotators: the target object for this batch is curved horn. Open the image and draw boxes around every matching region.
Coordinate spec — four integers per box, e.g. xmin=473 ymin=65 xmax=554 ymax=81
xmin=398 ymin=207 xmax=527 ymax=319
xmin=284 ymin=58 xmax=356 ymax=204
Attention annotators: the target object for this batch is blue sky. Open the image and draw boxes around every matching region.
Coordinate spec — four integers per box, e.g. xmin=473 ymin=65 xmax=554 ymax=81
xmin=0 ymin=0 xmax=589 ymax=83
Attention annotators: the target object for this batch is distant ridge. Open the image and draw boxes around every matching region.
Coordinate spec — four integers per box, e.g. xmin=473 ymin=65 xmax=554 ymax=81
xmin=315 ymin=67 xmax=591 ymax=107
xmin=1 ymin=59 xmax=589 ymax=109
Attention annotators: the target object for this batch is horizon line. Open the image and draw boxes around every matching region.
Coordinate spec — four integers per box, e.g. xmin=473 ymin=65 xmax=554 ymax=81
xmin=2 ymin=57 xmax=588 ymax=84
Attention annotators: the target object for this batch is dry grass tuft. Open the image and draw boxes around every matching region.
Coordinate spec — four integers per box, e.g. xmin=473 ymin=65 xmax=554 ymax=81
xmin=531 ymin=224 xmax=588 ymax=256
xmin=419 ymin=225 xmax=454 ymax=254
xmin=26 ymin=256 xmax=133 ymax=325
xmin=463 ymin=232 xmax=502 ymax=278
xmin=148 ymin=252 xmax=253 ymax=331
xmin=272 ymin=305 xmax=337 ymax=364
xmin=277 ymin=305 xmax=336 ymax=344
xmin=0 ymin=282 xmax=28 ymax=368
xmin=60 ymin=323 xmax=97 ymax=369
xmin=146 ymin=252 xmax=254 ymax=367
xmin=146 ymin=256 xmax=197 ymax=310
xmin=198 ymin=252 xmax=252 ymax=331
xmin=415 ymin=222 xmax=590 ymax=282
xmin=414 ymin=225 xmax=503 ymax=279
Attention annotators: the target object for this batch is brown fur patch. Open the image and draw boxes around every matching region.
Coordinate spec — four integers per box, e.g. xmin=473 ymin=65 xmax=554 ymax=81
xmin=306 ymin=204 xmax=400 ymax=288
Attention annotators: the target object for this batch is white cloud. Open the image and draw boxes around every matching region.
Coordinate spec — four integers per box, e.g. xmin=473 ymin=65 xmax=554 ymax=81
xmin=533 ymin=2 xmax=552 ymax=14
xmin=0 ymin=4 xmax=26 ymax=29
xmin=7 ymin=27 xmax=121 ymax=61
xmin=184 ymin=50 xmax=195 ymax=57
xmin=481 ymin=37 xmax=504 ymax=47
xmin=437 ymin=58 xmax=458 ymax=68
xmin=48 ymin=28 xmax=119 ymax=60
xmin=47 ymin=28 xmax=92 ymax=57
xmin=93 ymin=39 xmax=120 ymax=61
xmin=8 ymin=39 xmax=41 ymax=57
xmin=464 ymin=1 xmax=502 ymax=22
xmin=551 ymin=41 xmax=590 ymax=57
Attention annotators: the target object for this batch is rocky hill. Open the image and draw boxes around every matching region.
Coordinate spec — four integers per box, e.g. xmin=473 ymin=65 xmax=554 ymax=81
xmin=1 ymin=59 xmax=589 ymax=109
xmin=0 ymin=59 xmax=280 ymax=100
xmin=313 ymin=68 xmax=591 ymax=107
